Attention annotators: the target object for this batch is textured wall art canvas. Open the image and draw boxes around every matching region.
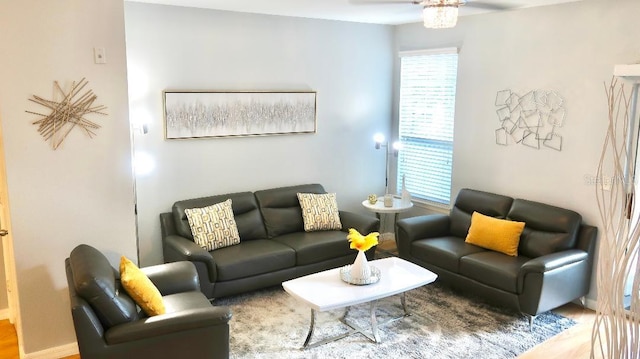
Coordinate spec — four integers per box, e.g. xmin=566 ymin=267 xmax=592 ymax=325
xmin=163 ymin=91 xmax=317 ymax=139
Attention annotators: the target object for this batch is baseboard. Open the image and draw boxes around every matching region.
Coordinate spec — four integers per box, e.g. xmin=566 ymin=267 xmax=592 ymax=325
xmin=585 ymin=297 xmax=597 ymax=311
xmin=21 ymin=342 xmax=79 ymax=359
xmin=0 ymin=308 xmax=10 ymax=320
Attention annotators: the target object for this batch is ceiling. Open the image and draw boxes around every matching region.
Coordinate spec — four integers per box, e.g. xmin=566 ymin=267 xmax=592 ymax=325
xmin=127 ymin=0 xmax=583 ymax=25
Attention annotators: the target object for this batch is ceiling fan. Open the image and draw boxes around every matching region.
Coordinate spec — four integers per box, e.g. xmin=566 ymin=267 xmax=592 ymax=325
xmin=351 ymin=0 xmax=514 ymax=29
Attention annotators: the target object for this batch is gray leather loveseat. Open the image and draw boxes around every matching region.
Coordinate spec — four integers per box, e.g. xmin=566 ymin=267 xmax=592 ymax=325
xmin=396 ymin=188 xmax=597 ymax=323
xmin=161 ymin=183 xmax=379 ymax=299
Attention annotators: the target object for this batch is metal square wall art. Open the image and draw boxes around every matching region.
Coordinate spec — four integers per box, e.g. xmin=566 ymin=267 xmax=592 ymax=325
xmin=163 ymin=91 xmax=317 ymax=139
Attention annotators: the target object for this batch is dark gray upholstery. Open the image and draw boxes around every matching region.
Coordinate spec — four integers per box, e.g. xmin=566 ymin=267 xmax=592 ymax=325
xmin=161 ymin=184 xmax=380 ymax=299
xmin=65 ymin=244 xmax=232 ymax=359
xmin=396 ymin=188 xmax=597 ymax=317
xmin=254 ymin=183 xmax=325 ymax=237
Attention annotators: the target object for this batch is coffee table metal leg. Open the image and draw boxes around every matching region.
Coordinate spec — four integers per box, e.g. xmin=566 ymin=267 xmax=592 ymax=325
xmin=401 ymin=292 xmax=410 ymax=316
xmin=302 ymin=309 xmax=317 ymax=348
xmin=301 ymin=294 xmax=413 ymax=349
xmin=370 ymin=300 xmax=380 ymax=343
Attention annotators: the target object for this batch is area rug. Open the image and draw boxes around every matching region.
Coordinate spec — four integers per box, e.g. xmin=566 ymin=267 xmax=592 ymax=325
xmin=215 ymin=282 xmax=575 ymax=359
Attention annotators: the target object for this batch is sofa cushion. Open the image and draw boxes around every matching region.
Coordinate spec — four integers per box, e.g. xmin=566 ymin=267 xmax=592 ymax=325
xmin=449 ymin=189 xmax=514 ymax=238
xmin=120 ymin=256 xmax=166 ymax=316
xmin=185 ymin=199 xmax=241 ymax=251
xmin=297 ymin=192 xmax=342 ymax=232
xmin=255 ymin=184 xmax=326 ymax=237
xmin=459 ymin=251 xmax=531 ymax=293
xmin=173 ymin=192 xmax=267 ymax=242
xmin=508 ymin=199 xmax=582 ymax=258
xmin=410 ymin=236 xmax=487 ymax=273
xmin=465 ymin=212 xmax=525 ymax=257
xmin=210 ymin=239 xmax=296 ymax=281
xmin=69 ymin=245 xmax=139 ymax=328
xmin=272 ymin=231 xmax=352 ymax=266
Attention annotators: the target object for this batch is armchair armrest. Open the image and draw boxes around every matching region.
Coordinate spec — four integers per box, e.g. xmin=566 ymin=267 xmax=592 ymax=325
xmin=105 ymin=306 xmax=232 ymax=344
xmin=163 ymin=235 xmax=217 ymax=283
xmin=339 ymin=210 xmax=380 ymax=234
xmin=142 ymin=261 xmax=200 ymax=296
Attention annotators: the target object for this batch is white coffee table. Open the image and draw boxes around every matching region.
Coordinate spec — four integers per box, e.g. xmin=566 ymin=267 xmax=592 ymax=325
xmin=282 ymin=257 xmax=437 ymax=349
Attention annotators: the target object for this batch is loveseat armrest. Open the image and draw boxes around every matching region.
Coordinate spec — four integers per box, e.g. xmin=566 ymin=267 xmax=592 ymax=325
xmin=142 ymin=261 xmax=200 ymax=296
xmin=339 ymin=210 xmax=380 ymax=234
xmin=517 ymin=249 xmax=591 ymax=315
xmin=163 ymin=235 xmax=217 ymax=284
xmin=520 ymin=249 xmax=588 ymax=274
xmin=105 ymin=306 xmax=232 ymax=344
xmin=396 ymin=214 xmax=451 ymax=257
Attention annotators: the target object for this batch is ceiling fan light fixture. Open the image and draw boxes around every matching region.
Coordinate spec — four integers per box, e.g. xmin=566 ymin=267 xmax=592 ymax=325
xmin=423 ymin=0 xmax=460 ymax=29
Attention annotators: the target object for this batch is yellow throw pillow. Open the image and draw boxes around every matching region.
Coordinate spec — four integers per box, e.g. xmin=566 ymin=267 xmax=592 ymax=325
xmin=297 ymin=192 xmax=342 ymax=232
xmin=465 ymin=211 xmax=525 ymax=257
xmin=184 ymin=199 xmax=240 ymax=251
xmin=120 ymin=256 xmax=166 ymax=316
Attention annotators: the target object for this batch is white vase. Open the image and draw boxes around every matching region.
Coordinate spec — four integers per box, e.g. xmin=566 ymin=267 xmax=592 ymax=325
xmin=401 ymin=174 xmax=411 ymax=205
xmin=350 ymin=250 xmax=371 ymax=281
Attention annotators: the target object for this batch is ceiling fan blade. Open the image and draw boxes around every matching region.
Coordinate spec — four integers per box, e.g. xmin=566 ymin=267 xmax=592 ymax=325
xmin=349 ymin=0 xmax=421 ymax=4
xmin=464 ymin=1 xmax=518 ymax=11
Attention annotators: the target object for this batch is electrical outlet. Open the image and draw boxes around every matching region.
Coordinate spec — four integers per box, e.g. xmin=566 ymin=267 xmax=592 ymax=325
xmin=93 ymin=47 xmax=106 ymax=64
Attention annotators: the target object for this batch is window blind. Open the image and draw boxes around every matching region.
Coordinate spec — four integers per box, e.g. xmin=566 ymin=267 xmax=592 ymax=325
xmin=397 ymin=49 xmax=458 ymax=205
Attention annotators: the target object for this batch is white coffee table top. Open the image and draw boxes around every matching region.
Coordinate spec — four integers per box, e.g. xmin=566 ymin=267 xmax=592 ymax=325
xmin=282 ymin=257 xmax=437 ymax=312
xmin=361 ymin=197 xmax=413 ymax=214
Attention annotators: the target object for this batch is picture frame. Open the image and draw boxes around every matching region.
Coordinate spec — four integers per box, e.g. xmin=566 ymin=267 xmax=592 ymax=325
xmin=163 ymin=90 xmax=317 ymax=139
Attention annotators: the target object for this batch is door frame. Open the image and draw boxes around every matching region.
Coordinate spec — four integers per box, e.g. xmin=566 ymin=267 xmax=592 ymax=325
xmin=0 ymin=112 xmax=22 ymax=340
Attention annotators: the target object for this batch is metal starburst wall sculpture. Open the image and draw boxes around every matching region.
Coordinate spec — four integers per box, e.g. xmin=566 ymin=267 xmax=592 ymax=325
xmin=26 ymin=78 xmax=106 ymax=150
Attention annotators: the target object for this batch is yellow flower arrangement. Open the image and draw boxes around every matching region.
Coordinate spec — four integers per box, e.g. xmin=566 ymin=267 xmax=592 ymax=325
xmin=347 ymin=228 xmax=379 ymax=252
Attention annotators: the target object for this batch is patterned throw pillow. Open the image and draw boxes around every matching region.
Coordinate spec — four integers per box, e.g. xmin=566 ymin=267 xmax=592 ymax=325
xmin=184 ymin=199 xmax=240 ymax=251
xmin=297 ymin=193 xmax=342 ymax=232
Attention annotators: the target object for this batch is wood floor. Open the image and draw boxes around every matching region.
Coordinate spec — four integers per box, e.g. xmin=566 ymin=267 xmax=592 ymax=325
xmin=0 ymin=239 xmax=596 ymax=358
xmin=0 ymin=304 xmax=596 ymax=359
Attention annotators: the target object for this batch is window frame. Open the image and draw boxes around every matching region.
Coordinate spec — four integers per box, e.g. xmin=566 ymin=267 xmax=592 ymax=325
xmin=395 ymin=47 xmax=459 ymax=209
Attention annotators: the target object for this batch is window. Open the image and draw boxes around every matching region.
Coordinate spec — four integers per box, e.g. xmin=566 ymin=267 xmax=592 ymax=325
xmin=396 ymin=48 xmax=458 ymax=206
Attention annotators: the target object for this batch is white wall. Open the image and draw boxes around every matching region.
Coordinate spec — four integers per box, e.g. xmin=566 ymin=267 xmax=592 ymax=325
xmin=125 ymin=3 xmax=395 ymax=265
xmin=395 ymin=0 xmax=640 ymax=304
xmin=0 ymin=0 xmax=137 ymax=355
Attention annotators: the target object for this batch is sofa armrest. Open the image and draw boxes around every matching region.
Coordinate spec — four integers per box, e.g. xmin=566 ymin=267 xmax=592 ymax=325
xmin=163 ymin=235 xmax=217 ymax=283
xmin=142 ymin=261 xmax=200 ymax=296
xmin=520 ymin=249 xmax=588 ymax=274
xmin=105 ymin=306 xmax=232 ymax=344
xmin=339 ymin=210 xmax=380 ymax=234
xmin=396 ymin=214 xmax=450 ymax=257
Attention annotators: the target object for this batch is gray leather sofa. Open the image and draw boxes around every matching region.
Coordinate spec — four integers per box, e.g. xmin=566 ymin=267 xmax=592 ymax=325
xmin=396 ymin=188 xmax=597 ymax=323
xmin=65 ymin=244 xmax=231 ymax=359
xmin=161 ymin=183 xmax=380 ymax=299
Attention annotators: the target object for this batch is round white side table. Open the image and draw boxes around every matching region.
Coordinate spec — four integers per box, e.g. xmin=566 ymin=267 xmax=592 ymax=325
xmin=361 ymin=196 xmax=413 ymax=237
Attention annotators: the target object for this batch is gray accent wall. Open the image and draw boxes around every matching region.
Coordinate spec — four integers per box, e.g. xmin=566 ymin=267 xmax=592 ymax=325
xmin=394 ymin=0 xmax=640 ymax=305
xmin=0 ymin=0 xmax=137 ymax=355
xmin=124 ymin=3 xmax=395 ymax=265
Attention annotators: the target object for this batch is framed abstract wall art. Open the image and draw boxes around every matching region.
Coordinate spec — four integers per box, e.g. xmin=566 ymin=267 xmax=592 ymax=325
xmin=163 ymin=90 xmax=317 ymax=139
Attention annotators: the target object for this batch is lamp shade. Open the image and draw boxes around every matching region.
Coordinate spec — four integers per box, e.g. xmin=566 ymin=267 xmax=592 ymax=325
xmin=423 ymin=0 xmax=459 ymax=29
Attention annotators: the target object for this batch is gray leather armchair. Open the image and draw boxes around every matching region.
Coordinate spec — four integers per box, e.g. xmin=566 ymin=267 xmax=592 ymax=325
xmin=65 ymin=244 xmax=232 ymax=359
